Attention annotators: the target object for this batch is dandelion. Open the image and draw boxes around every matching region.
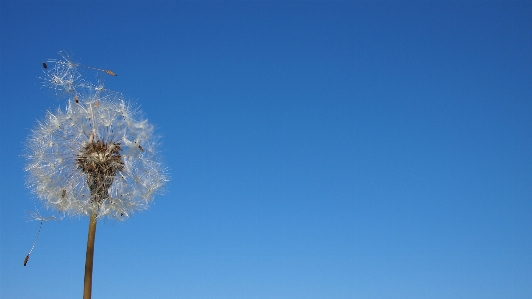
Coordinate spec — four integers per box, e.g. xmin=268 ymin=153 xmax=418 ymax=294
xmin=25 ymin=53 xmax=167 ymax=299
xmin=26 ymin=97 xmax=166 ymax=219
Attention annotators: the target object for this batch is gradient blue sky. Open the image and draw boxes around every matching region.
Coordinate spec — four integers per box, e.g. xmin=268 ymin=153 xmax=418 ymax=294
xmin=1 ymin=1 xmax=531 ymax=298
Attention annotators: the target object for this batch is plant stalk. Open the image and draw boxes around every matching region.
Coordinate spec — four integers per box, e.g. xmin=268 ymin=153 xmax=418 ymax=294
xmin=83 ymin=210 xmax=98 ymax=299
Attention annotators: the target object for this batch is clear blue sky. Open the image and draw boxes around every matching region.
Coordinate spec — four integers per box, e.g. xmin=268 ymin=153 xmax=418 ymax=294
xmin=1 ymin=1 xmax=531 ymax=298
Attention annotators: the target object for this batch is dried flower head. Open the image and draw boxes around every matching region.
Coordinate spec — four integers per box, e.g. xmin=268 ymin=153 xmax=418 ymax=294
xmin=26 ymin=55 xmax=167 ymax=219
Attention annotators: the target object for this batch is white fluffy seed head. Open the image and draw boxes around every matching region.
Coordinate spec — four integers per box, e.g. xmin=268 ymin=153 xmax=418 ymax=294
xmin=26 ymin=54 xmax=168 ymax=220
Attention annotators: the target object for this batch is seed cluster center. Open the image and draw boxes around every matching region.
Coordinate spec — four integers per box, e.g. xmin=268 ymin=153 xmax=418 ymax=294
xmin=76 ymin=139 xmax=124 ymax=202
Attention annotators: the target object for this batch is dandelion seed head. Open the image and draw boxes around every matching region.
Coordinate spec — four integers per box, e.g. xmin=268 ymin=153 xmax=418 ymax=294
xmin=26 ymin=54 xmax=167 ymax=219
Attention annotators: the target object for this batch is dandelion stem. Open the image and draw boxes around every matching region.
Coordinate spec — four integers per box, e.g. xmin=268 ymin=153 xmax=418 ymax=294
xmin=83 ymin=210 xmax=98 ymax=299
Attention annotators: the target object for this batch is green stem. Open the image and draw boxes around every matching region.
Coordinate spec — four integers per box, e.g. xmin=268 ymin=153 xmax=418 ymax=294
xmin=83 ymin=211 xmax=98 ymax=299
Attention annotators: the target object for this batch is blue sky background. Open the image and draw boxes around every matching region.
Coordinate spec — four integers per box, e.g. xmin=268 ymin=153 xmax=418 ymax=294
xmin=1 ymin=1 xmax=531 ymax=298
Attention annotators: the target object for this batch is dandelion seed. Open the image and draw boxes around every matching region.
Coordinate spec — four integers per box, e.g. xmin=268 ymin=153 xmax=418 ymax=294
xmin=77 ymin=62 xmax=117 ymax=76
xmin=104 ymin=70 xmax=117 ymax=76
xmin=23 ymin=209 xmax=59 ymax=267
xmin=24 ymin=254 xmax=30 ymax=266
xmin=23 ymin=220 xmax=42 ymax=266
